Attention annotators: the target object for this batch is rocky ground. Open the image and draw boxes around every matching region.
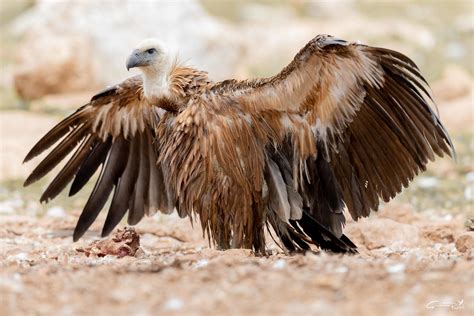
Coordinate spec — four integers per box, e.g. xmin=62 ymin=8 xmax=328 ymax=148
xmin=0 ymin=206 xmax=473 ymax=316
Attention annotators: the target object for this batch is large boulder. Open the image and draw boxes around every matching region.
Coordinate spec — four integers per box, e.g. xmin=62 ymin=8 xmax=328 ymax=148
xmin=11 ymin=0 xmax=243 ymax=100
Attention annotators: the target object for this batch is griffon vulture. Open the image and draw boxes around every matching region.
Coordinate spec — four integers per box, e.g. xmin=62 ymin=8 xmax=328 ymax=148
xmin=23 ymin=35 xmax=454 ymax=254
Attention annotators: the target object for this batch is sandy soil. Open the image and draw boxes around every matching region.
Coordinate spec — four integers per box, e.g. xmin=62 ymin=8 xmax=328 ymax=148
xmin=0 ymin=205 xmax=473 ymax=316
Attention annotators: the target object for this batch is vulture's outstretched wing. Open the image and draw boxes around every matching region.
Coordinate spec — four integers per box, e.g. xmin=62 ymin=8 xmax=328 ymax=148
xmin=209 ymin=35 xmax=454 ymax=251
xmin=24 ymin=76 xmax=174 ymax=241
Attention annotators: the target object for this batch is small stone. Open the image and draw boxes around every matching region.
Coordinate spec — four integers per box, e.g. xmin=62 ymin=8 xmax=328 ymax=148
xmin=46 ymin=206 xmax=66 ymax=218
xmin=272 ymin=259 xmax=286 ymax=269
xmin=467 ymin=219 xmax=474 ymax=231
xmin=195 ymin=259 xmax=209 ymax=268
xmin=422 ymin=224 xmax=455 ymax=243
xmin=334 ymin=266 xmax=348 ymax=274
xmin=386 ymin=263 xmax=405 ymax=274
xmin=442 ymin=214 xmax=453 ymax=221
xmin=8 ymin=253 xmax=29 ymax=263
xmin=164 ymin=298 xmax=184 ymax=311
xmin=0 ymin=201 xmax=15 ymax=214
xmin=455 ymin=233 xmax=474 ymax=253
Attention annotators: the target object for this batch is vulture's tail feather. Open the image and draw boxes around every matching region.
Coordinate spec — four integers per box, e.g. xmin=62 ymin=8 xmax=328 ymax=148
xmin=268 ymin=209 xmax=357 ymax=254
xmin=292 ymin=210 xmax=358 ymax=254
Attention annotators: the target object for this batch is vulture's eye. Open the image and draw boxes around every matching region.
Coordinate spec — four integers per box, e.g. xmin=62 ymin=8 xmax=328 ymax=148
xmin=146 ymin=48 xmax=156 ymax=54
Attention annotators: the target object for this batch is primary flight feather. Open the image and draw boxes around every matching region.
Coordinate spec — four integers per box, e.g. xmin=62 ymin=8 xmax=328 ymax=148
xmin=24 ymin=35 xmax=454 ymax=254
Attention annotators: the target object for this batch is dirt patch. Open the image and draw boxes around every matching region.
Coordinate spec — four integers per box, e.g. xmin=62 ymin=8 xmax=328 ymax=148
xmin=0 ymin=206 xmax=473 ymax=316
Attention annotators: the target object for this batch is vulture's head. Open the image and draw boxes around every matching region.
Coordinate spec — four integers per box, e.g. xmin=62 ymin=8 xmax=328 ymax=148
xmin=126 ymin=39 xmax=169 ymax=72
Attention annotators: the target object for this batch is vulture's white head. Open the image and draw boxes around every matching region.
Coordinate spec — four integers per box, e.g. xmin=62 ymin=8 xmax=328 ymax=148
xmin=126 ymin=39 xmax=171 ymax=99
xmin=126 ymin=38 xmax=169 ymax=71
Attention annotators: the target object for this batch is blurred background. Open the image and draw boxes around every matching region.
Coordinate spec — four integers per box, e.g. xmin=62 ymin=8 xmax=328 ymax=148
xmin=0 ymin=1 xmax=473 ymax=315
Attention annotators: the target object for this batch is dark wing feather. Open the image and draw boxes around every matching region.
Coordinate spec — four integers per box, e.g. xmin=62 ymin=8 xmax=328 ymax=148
xmin=69 ymin=138 xmax=112 ymax=196
xmin=101 ymin=136 xmax=140 ymax=237
xmin=73 ymin=136 xmax=129 ymax=241
xmin=324 ymin=46 xmax=454 ymax=221
xmin=146 ymin=128 xmax=169 ymax=214
xmin=40 ymin=135 xmax=94 ymax=202
xmin=24 ymin=122 xmax=91 ymax=188
xmin=128 ymin=131 xmax=150 ymax=225
xmin=23 ymin=106 xmax=89 ymax=163
xmin=24 ymin=75 xmax=176 ymax=241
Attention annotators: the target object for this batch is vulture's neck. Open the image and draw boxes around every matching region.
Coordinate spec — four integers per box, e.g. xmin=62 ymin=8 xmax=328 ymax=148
xmin=141 ymin=62 xmax=172 ymax=102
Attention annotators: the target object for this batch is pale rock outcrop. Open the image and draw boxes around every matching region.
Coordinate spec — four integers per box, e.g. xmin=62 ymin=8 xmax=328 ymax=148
xmin=11 ymin=0 xmax=243 ymax=99
xmin=13 ymin=35 xmax=98 ymax=100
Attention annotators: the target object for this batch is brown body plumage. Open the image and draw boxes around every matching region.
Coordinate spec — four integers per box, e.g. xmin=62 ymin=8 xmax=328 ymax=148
xmin=24 ymin=35 xmax=454 ymax=254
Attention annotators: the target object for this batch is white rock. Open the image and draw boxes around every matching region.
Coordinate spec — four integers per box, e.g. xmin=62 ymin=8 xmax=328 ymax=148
xmin=334 ymin=266 xmax=348 ymax=274
xmin=386 ymin=263 xmax=406 ymax=274
xmin=417 ymin=177 xmax=439 ymax=189
xmin=464 ymin=186 xmax=473 ymax=201
xmin=46 ymin=206 xmax=66 ymax=218
xmin=0 ymin=201 xmax=15 ymax=214
xmin=466 ymin=172 xmax=474 ymax=182
xmin=195 ymin=259 xmax=209 ymax=268
xmin=8 ymin=252 xmax=29 ymax=263
xmin=442 ymin=214 xmax=453 ymax=221
xmin=272 ymin=259 xmax=286 ymax=269
xmin=0 ymin=196 xmax=24 ymax=214
xmin=163 ymin=297 xmax=184 ymax=311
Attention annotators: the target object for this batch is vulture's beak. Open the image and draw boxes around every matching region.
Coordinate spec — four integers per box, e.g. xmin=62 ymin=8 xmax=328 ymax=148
xmin=126 ymin=50 xmax=142 ymax=71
